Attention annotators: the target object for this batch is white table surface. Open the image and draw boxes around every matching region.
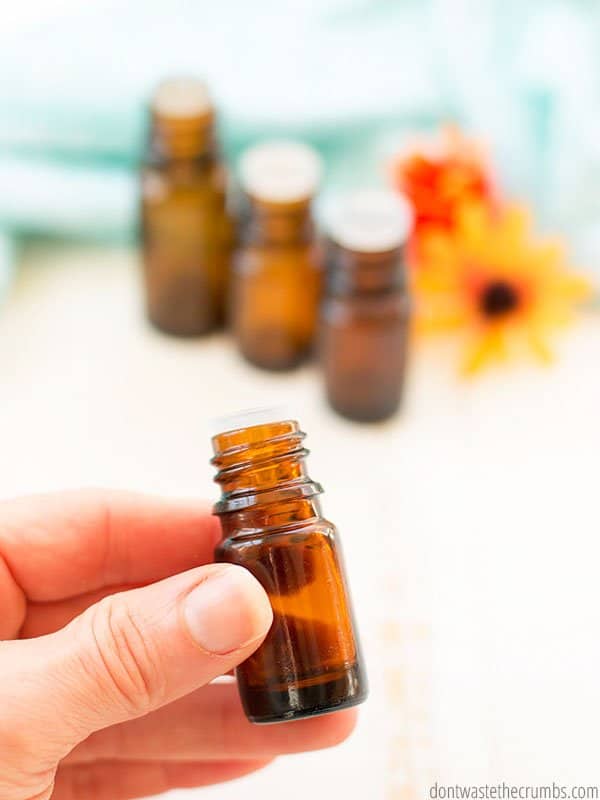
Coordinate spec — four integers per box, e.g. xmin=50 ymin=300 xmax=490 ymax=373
xmin=1 ymin=243 xmax=599 ymax=798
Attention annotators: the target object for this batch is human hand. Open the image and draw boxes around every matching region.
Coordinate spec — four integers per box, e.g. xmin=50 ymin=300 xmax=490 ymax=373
xmin=0 ymin=490 xmax=356 ymax=799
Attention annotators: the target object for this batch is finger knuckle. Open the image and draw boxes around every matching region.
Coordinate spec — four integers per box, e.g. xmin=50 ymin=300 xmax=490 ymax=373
xmin=86 ymin=595 xmax=165 ymax=715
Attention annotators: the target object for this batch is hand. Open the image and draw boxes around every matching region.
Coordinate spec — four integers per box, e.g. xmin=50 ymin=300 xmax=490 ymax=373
xmin=0 ymin=490 xmax=356 ymax=799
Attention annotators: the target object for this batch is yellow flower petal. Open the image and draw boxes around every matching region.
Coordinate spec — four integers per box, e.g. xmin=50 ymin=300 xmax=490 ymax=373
xmin=461 ymin=327 xmax=506 ymax=375
xmin=413 ymin=199 xmax=591 ymax=373
xmin=527 ymin=327 xmax=554 ymax=363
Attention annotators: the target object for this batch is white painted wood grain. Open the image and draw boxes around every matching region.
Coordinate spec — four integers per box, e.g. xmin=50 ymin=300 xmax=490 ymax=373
xmin=1 ymin=243 xmax=598 ymax=798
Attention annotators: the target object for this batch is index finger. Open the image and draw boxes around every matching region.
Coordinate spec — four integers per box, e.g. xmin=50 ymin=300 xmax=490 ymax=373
xmin=0 ymin=489 xmax=221 ymax=603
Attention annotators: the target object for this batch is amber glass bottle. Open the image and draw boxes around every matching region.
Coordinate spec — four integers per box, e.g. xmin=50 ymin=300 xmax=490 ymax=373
xmin=140 ymin=78 xmax=233 ymax=336
xmin=212 ymin=413 xmax=367 ymax=723
xmin=321 ymin=189 xmax=413 ymax=422
xmin=231 ymin=141 xmax=322 ymax=370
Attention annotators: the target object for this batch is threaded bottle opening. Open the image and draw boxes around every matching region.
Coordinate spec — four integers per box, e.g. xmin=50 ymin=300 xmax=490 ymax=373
xmin=212 ymin=419 xmax=303 ymax=469
xmin=211 ymin=417 xmax=322 ymax=514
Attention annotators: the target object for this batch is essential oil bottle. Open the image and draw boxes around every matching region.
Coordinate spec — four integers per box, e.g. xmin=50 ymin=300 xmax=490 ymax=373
xmin=320 ymin=189 xmax=413 ymax=422
xmin=211 ymin=411 xmax=367 ymax=723
xmin=140 ymin=78 xmax=233 ymax=336
xmin=230 ymin=141 xmax=322 ymax=370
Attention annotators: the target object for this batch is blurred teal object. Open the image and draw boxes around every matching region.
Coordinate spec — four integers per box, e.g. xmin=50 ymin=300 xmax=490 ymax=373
xmin=0 ymin=0 xmax=599 ymax=285
xmin=0 ymin=155 xmax=136 ymax=240
xmin=0 ymin=231 xmax=15 ymax=305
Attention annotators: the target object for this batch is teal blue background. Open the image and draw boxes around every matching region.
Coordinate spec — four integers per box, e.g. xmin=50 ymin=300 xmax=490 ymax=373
xmin=1 ymin=0 xmax=599 ymax=292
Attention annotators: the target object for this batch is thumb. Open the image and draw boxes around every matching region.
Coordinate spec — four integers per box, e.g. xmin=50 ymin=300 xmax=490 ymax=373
xmin=0 ymin=563 xmax=272 ymax=773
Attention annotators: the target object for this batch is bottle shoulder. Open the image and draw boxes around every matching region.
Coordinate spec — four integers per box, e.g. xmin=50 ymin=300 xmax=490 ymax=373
xmin=233 ymin=244 xmax=321 ymax=277
xmin=141 ymin=157 xmax=227 ymax=196
xmin=322 ymin=291 xmax=410 ymax=323
xmin=217 ymin=518 xmax=337 ymax=555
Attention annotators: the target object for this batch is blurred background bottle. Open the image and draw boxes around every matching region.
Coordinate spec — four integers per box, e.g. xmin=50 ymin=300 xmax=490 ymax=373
xmin=321 ymin=190 xmax=413 ymax=422
xmin=231 ymin=141 xmax=322 ymax=370
xmin=140 ymin=78 xmax=233 ymax=336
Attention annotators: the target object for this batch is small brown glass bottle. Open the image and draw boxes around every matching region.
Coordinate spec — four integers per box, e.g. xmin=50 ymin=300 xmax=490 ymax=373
xmin=211 ymin=412 xmax=367 ymax=724
xmin=320 ymin=189 xmax=413 ymax=422
xmin=230 ymin=141 xmax=322 ymax=370
xmin=140 ymin=78 xmax=233 ymax=336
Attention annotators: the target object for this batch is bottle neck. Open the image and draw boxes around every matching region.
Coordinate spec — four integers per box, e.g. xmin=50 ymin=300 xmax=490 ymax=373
xmin=326 ymin=241 xmax=407 ymax=295
xmin=242 ymin=198 xmax=314 ymax=246
xmin=148 ymin=109 xmax=217 ymax=162
xmin=211 ymin=421 xmax=323 ymax=535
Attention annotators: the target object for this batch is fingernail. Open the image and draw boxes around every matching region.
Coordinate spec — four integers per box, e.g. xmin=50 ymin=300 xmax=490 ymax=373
xmin=183 ymin=566 xmax=272 ymax=654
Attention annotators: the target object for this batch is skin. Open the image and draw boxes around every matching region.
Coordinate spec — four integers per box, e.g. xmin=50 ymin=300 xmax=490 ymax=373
xmin=0 ymin=490 xmax=357 ymax=800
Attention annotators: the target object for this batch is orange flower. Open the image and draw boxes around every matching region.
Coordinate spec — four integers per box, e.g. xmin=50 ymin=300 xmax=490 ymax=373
xmin=413 ymin=203 xmax=591 ymax=374
xmin=393 ymin=127 xmax=494 ymax=238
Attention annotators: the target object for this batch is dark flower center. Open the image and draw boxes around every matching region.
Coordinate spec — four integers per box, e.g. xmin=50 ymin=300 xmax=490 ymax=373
xmin=479 ymin=280 xmax=519 ymax=318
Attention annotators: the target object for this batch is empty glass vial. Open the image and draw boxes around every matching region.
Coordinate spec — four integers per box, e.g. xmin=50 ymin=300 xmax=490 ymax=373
xmin=140 ymin=78 xmax=233 ymax=336
xmin=321 ymin=189 xmax=413 ymax=422
xmin=211 ymin=412 xmax=367 ymax=723
xmin=231 ymin=141 xmax=322 ymax=370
